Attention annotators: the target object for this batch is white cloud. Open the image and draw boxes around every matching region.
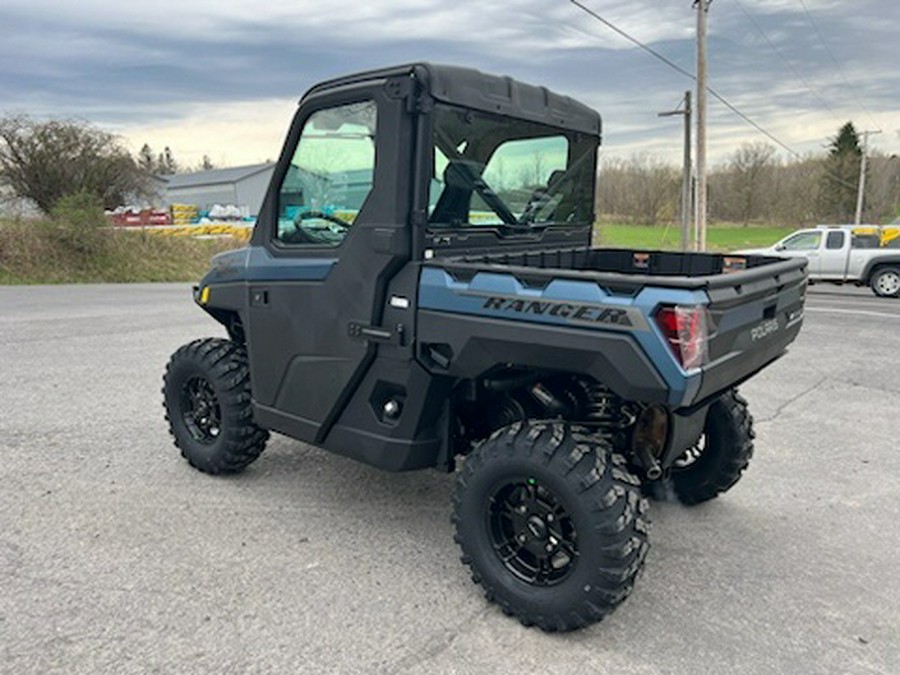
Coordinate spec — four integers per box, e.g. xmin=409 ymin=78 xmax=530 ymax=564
xmin=116 ymin=98 xmax=298 ymax=167
xmin=1 ymin=0 xmax=896 ymax=165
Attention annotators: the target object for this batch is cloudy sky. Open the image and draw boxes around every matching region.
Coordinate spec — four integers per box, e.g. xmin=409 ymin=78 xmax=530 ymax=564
xmin=2 ymin=0 xmax=897 ymax=168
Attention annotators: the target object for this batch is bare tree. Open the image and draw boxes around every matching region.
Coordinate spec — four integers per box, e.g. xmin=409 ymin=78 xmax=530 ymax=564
xmin=769 ymin=156 xmax=825 ymax=225
xmin=0 ymin=116 xmax=150 ymax=213
xmin=728 ymin=143 xmax=776 ymax=225
xmin=596 ymin=156 xmax=629 ymax=219
xmin=709 ymin=150 xmax=822 ymax=226
xmin=597 ymin=155 xmax=680 ymax=225
xmin=598 ymin=142 xmax=896 ymax=228
xmin=864 ymin=152 xmax=900 ymax=222
xmin=610 ymin=154 xmax=680 ymax=225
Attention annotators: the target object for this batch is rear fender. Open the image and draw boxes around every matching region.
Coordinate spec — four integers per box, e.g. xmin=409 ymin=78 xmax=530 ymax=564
xmin=862 ymin=257 xmax=900 ymax=283
xmin=417 ymin=267 xmax=707 ymax=407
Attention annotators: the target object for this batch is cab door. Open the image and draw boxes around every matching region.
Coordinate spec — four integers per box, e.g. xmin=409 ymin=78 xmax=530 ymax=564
xmin=775 ymin=230 xmax=824 ymax=277
xmin=244 ymin=81 xmax=413 ymax=444
xmin=816 ymin=230 xmax=849 ymax=280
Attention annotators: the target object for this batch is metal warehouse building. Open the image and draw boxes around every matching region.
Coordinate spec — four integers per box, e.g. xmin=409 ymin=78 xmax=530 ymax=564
xmin=161 ymin=163 xmax=275 ymax=217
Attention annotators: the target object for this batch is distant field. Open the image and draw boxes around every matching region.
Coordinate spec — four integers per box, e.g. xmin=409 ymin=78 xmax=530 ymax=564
xmin=596 ymin=222 xmax=795 ymax=252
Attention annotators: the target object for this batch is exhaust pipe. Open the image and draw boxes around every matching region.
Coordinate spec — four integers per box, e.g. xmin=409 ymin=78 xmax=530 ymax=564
xmin=633 ymin=404 xmax=668 ymax=481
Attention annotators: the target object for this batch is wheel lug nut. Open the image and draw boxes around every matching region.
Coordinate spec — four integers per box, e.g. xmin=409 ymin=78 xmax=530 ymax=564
xmin=545 ymin=543 xmax=554 ymax=552
xmin=547 ymin=514 xmax=554 ymax=522
xmin=519 ymin=506 xmax=527 ymax=514
xmin=518 ymin=534 xmax=526 ymax=543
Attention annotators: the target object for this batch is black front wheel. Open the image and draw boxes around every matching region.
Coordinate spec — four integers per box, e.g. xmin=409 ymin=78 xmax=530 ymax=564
xmin=453 ymin=422 xmax=650 ymax=632
xmin=163 ymin=338 xmax=269 ymax=474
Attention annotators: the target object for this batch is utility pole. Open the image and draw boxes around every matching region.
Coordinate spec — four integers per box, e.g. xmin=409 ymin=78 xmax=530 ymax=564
xmin=658 ymin=91 xmax=692 ymax=251
xmin=854 ymin=129 xmax=881 ymax=224
xmin=694 ymin=0 xmax=710 ymax=251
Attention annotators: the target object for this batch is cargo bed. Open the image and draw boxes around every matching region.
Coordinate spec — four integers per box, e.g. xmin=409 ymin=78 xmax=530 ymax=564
xmin=439 ymin=246 xmax=806 ymax=290
xmin=418 ymin=246 xmax=808 ymax=411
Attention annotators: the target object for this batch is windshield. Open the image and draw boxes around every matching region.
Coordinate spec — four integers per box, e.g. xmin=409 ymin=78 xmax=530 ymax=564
xmin=428 ymin=104 xmax=596 ymax=229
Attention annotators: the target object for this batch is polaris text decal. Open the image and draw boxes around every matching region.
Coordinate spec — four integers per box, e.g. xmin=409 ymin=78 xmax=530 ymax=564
xmin=750 ymin=318 xmax=780 ymax=342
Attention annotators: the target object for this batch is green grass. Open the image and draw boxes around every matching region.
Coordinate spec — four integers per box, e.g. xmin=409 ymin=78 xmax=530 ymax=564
xmin=596 ymin=222 xmax=795 ymax=252
xmin=0 ymin=217 xmax=243 ymax=284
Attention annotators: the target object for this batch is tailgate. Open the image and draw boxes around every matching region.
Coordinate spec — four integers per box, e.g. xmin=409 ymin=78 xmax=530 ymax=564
xmin=693 ymin=259 xmax=807 ymax=406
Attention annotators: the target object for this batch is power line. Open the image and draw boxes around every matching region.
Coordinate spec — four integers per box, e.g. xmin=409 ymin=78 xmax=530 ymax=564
xmin=569 ymin=0 xmax=797 ymax=156
xmin=709 ymin=84 xmax=803 ymax=160
xmin=567 ymin=0 xmax=859 ymax=190
xmin=568 ymin=0 xmax=696 ymax=80
xmin=732 ymin=0 xmax=842 ymax=123
xmin=796 ymin=0 xmax=882 ymax=131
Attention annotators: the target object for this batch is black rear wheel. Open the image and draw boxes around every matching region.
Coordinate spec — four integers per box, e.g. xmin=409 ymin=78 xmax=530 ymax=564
xmin=163 ymin=338 xmax=269 ymax=474
xmin=670 ymin=388 xmax=754 ymax=505
xmin=453 ymin=421 xmax=650 ymax=632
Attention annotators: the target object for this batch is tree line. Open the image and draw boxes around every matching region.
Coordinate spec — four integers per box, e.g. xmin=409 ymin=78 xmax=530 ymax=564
xmin=597 ymin=122 xmax=900 ymax=226
xmin=137 ymin=143 xmax=215 ymax=176
xmin=2 ymin=114 xmax=897 ymax=224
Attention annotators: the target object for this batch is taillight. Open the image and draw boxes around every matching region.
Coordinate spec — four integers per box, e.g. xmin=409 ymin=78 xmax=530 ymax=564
xmin=655 ymin=305 xmax=710 ymax=370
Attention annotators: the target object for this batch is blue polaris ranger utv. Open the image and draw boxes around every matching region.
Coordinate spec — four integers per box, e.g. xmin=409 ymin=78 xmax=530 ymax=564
xmin=163 ymin=64 xmax=807 ymax=632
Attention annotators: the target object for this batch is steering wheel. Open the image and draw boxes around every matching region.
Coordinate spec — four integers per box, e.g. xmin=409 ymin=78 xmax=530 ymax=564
xmin=294 ymin=210 xmax=351 ymax=230
xmin=280 ymin=210 xmax=352 ymax=245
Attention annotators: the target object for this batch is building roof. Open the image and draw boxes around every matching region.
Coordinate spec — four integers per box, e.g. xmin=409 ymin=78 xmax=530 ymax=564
xmin=162 ymin=162 xmax=275 ymax=189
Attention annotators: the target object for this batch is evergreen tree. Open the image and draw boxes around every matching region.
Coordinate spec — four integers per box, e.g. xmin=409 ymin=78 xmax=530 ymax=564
xmin=138 ymin=143 xmax=155 ymax=173
xmin=821 ymin=122 xmax=861 ymax=222
xmin=157 ymin=146 xmax=178 ymax=175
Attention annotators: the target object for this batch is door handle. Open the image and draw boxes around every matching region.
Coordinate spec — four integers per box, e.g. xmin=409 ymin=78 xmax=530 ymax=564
xmin=250 ymin=287 xmax=269 ymax=307
xmin=348 ymin=321 xmax=405 ymax=346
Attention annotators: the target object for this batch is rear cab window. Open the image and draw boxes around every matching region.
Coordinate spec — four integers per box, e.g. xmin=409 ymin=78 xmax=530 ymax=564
xmin=428 ymin=105 xmax=595 ymax=229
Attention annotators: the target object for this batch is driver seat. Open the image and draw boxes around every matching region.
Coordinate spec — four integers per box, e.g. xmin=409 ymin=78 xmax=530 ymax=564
xmin=430 ymin=162 xmax=479 ymax=226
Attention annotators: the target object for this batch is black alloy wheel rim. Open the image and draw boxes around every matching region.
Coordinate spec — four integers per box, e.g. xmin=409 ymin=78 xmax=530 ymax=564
xmin=487 ymin=478 xmax=578 ymax=586
xmin=180 ymin=376 xmax=222 ymax=444
xmin=673 ymin=434 xmax=706 ymax=469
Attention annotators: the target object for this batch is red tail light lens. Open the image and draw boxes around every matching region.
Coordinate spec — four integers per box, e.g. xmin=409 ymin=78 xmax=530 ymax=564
xmin=655 ymin=305 xmax=710 ymax=370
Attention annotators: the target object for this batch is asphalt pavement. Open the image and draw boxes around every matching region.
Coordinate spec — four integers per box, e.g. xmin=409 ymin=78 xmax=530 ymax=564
xmin=0 ymin=283 xmax=898 ymax=674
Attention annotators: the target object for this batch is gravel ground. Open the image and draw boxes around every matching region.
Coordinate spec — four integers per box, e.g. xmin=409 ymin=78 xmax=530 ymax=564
xmin=0 ymin=283 xmax=898 ymax=674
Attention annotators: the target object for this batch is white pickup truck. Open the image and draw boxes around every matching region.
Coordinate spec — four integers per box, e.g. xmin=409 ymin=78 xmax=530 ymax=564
xmin=738 ymin=225 xmax=900 ymax=297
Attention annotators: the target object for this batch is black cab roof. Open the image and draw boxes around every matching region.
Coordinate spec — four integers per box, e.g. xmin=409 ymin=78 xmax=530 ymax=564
xmin=302 ymin=63 xmax=602 ymax=138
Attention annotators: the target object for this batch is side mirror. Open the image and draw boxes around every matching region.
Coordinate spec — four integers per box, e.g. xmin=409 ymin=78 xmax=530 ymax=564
xmin=774 ymin=244 xmax=785 ymax=251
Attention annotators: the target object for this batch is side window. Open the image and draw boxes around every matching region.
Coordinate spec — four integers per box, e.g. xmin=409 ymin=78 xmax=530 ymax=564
xmin=851 ymin=232 xmax=880 ymax=249
xmin=276 ymin=100 xmax=377 ymax=246
xmin=781 ymin=231 xmax=822 ymax=251
xmin=825 ymin=231 xmax=845 ymax=250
